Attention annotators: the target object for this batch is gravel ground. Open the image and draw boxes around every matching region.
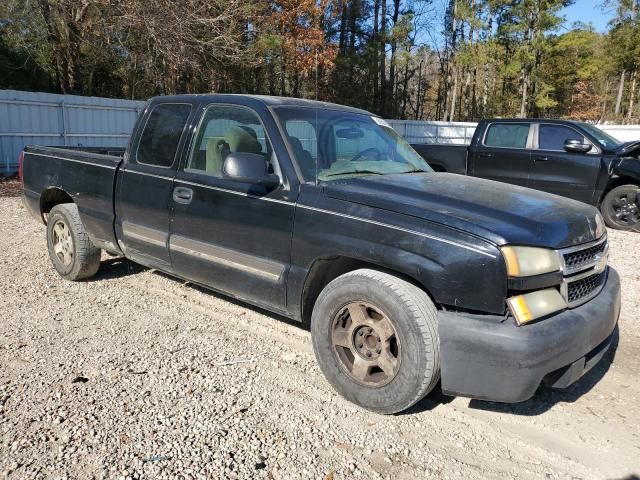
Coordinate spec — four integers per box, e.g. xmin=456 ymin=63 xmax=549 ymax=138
xmin=1 ymin=195 xmax=639 ymax=480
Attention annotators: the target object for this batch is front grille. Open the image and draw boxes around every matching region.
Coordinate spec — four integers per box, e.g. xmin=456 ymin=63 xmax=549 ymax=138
xmin=562 ymin=238 xmax=607 ymax=274
xmin=566 ymin=270 xmax=607 ymax=305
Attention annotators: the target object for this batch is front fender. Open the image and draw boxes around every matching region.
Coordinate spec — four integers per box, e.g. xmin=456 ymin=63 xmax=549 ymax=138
xmin=289 ymin=194 xmax=507 ymax=317
xmin=613 ymin=157 xmax=640 ymax=182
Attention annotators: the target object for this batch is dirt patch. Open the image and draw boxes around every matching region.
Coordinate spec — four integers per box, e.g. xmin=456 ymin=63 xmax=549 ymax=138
xmin=0 ymin=196 xmax=638 ymax=479
xmin=0 ymin=176 xmax=22 ymax=197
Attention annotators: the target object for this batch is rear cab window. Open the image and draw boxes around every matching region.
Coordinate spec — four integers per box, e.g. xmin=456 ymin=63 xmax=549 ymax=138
xmin=484 ymin=123 xmax=531 ymax=149
xmin=136 ymin=103 xmax=192 ymax=167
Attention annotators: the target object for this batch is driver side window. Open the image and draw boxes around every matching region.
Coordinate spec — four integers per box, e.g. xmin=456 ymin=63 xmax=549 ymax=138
xmin=538 ymin=125 xmax=586 ymax=151
xmin=187 ymin=104 xmax=273 ymax=178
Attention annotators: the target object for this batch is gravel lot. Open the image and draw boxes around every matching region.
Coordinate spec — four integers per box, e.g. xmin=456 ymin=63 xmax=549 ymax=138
xmin=1 ymin=191 xmax=639 ymax=479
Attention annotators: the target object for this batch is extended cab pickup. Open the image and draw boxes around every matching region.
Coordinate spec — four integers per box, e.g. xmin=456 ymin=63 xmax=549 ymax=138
xmin=412 ymin=119 xmax=640 ymax=231
xmin=22 ymin=95 xmax=620 ymax=413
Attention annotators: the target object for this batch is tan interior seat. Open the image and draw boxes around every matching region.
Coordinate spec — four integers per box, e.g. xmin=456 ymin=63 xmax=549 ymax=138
xmin=205 ymin=137 xmax=226 ymax=176
xmin=225 ymin=126 xmax=262 ymax=154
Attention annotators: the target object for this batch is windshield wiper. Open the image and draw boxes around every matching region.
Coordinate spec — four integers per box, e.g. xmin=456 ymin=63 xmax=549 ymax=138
xmin=322 ymin=170 xmax=385 ymax=177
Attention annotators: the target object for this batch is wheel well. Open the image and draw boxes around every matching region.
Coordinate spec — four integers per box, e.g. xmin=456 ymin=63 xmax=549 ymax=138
xmin=40 ymin=188 xmax=73 ymax=223
xmin=430 ymin=164 xmax=447 ymax=172
xmin=600 ymin=176 xmax=640 ymax=205
xmin=300 ymin=256 xmax=435 ymax=324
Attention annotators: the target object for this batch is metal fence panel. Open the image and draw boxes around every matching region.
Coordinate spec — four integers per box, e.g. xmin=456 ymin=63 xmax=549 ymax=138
xmin=597 ymin=125 xmax=640 ymax=142
xmin=0 ymin=90 xmax=145 ymax=175
xmin=386 ymin=120 xmax=478 ymax=145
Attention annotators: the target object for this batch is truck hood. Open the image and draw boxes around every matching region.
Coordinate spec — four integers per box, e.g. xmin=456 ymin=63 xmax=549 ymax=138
xmin=325 ymin=173 xmax=603 ymax=249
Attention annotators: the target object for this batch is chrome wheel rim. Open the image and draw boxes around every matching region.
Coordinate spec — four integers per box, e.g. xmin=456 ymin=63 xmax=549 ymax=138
xmin=331 ymin=302 xmax=401 ymax=387
xmin=52 ymin=220 xmax=74 ymax=266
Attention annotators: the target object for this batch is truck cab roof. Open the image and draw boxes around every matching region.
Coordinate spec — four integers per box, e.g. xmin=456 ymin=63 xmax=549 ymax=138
xmin=147 ymin=93 xmax=373 ymax=116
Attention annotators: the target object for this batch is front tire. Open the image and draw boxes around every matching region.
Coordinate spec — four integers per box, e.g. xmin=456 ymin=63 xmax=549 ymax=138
xmin=601 ymin=184 xmax=640 ymax=231
xmin=311 ymin=269 xmax=440 ymax=414
xmin=46 ymin=204 xmax=102 ymax=280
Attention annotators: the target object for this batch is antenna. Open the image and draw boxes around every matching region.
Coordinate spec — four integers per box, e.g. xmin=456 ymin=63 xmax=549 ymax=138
xmin=315 ymin=49 xmax=319 ymax=100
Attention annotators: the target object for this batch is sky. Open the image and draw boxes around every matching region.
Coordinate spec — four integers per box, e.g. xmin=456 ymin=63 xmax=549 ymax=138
xmin=560 ymin=0 xmax=616 ymax=33
xmin=418 ymin=0 xmax=618 ymax=50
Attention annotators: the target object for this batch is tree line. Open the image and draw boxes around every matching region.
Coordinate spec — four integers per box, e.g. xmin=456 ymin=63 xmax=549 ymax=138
xmin=0 ymin=0 xmax=638 ymax=123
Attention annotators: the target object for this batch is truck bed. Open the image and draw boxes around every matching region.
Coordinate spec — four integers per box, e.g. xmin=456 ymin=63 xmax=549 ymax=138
xmin=22 ymin=145 xmax=123 ymax=253
xmin=411 ymin=144 xmax=468 ymax=174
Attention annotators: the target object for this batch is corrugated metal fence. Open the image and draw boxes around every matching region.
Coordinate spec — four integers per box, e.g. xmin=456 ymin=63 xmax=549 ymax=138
xmin=386 ymin=120 xmax=640 ymax=145
xmin=386 ymin=120 xmax=479 ymax=145
xmin=0 ymin=90 xmax=145 ymax=175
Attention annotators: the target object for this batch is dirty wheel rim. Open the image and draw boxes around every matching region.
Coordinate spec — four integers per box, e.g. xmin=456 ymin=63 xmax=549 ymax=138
xmin=610 ymin=189 xmax=640 ymax=228
xmin=331 ymin=302 xmax=401 ymax=387
xmin=52 ymin=220 xmax=74 ymax=266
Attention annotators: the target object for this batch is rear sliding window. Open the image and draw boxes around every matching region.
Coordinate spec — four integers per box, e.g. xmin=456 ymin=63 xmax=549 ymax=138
xmin=484 ymin=123 xmax=530 ymax=149
xmin=136 ymin=103 xmax=192 ymax=167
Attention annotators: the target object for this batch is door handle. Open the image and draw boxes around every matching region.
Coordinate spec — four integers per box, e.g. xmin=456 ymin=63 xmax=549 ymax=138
xmin=173 ymin=187 xmax=193 ymax=204
xmin=534 ymin=156 xmax=549 ymax=162
xmin=479 ymin=153 xmax=493 ymax=158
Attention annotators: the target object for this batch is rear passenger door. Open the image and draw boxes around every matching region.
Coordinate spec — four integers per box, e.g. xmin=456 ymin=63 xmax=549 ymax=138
xmin=468 ymin=122 xmax=533 ymax=187
xmin=168 ymin=102 xmax=296 ymax=311
xmin=115 ymin=102 xmax=193 ymax=267
xmin=528 ymin=123 xmax=601 ymax=204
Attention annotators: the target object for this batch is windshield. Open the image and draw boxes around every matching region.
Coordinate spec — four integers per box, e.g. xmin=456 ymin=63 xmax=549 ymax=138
xmin=273 ymin=107 xmax=432 ymax=182
xmin=578 ymin=123 xmax=623 ymax=150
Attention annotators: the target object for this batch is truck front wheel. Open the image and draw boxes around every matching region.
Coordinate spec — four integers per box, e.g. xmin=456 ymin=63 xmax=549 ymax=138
xmin=601 ymin=184 xmax=640 ymax=231
xmin=46 ymin=204 xmax=102 ymax=281
xmin=311 ymin=269 xmax=440 ymax=414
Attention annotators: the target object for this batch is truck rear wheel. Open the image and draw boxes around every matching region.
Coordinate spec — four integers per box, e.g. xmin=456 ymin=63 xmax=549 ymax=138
xmin=46 ymin=204 xmax=102 ymax=281
xmin=601 ymin=184 xmax=640 ymax=231
xmin=311 ymin=269 xmax=440 ymax=414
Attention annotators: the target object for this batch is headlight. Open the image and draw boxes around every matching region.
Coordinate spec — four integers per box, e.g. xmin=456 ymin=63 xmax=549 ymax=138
xmin=507 ymin=289 xmax=567 ymax=325
xmin=501 ymin=246 xmax=561 ymax=277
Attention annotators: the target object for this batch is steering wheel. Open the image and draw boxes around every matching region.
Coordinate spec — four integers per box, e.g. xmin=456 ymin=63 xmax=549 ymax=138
xmin=350 ymin=147 xmax=381 ymax=162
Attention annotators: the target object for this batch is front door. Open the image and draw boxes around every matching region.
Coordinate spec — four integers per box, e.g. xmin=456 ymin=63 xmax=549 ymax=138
xmin=115 ymin=102 xmax=193 ymax=267
xmin=528 ymin=123 xmax=601 ymax=204
xmin=468 ymin=122 xmax=533 ymax=187
xmin=169 ymin=103 xmax=296 ymax=311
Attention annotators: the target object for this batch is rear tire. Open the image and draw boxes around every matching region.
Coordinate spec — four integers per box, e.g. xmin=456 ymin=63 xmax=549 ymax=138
xmin=311 ymin=269 xmax=440 ymax=414
xmin=46 ymin=204 xmax=101 ymax=280
xmin=601 ymin=184 xmax=640 ymax=231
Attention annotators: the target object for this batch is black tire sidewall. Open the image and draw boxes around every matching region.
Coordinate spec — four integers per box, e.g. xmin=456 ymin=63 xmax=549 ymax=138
xmin=46 ymin=207 xmax=79 ymax=278
xmin=311 ymin=274 xmax=435 ymax=414
xmin=601 ymin=185 xmax=640 ymax=231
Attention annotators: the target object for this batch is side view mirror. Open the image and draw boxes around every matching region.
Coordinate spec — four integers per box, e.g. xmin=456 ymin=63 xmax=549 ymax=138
xmin=564 ymin=139 xmax=592 ymax=153
xmin=223 ymin=152 xmax=280 ymax=189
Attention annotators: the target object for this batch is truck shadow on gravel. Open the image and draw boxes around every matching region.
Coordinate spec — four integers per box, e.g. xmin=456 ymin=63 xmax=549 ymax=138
xmin=91 ymin=259 xmax=313 ymax=329
xmin=92 ymin=257 xmax=147 ymax=281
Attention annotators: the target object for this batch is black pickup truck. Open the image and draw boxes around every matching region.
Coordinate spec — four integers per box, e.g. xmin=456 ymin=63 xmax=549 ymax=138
xmin=21 ymin=95 xmax=620 ymax=414
xmin=412 ymin=119 xmax=640 ymax=231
